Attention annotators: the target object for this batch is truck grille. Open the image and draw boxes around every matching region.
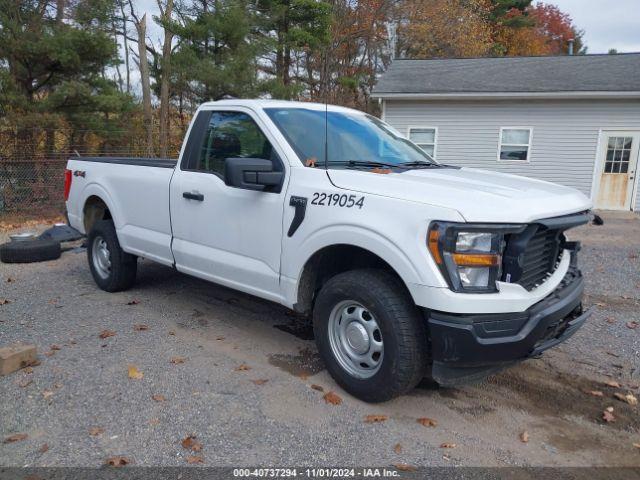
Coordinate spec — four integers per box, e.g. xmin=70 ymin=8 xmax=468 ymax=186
xmin=517 ymin=227 xmax=562 ymax=291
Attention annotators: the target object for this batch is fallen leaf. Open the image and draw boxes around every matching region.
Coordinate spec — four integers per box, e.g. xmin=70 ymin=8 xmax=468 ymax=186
xmin=133 ymin=324 xmax=149 ymax=331
xmin=605 ymin=317 xmax=616 ymax=324
xmin=417 ymin=417 xmax=437 ymax=427
xmin=4 ymin=433 xmax=28 ymax=443
xmin=181 ymin=435 xmax=203 ymax=452
xmin=28 ymin=359 xmax=40 ymax=367
xmin=44 ymin=351 xmax=55 ymax=357
xmin=149 ymin=418 xmax=160 ymax=426
xmin=42 ymin=390 xmax=54 ymax=400
xmin=323 ymin=391 xmax=342 ymax=405
xmin=627 ymin=322 xmax=639 ymax=330
xmin=152 ymin=394 xmax=166 ymax=402
xmin=50 ymin=344 xmax=61 ymax=351
xmin=6 ymin=277 xmax=14 ymax=283
xmin=215 ymin=336 xmax=225 ymax=341
xmin=393 ymin=443 xmax=402 ymax=454
xmin=186 ymin=455 xmax=204 ymax=464
xmin=23 ymin=367 xmax=34 ymax=374
xmin=520 ymin=431 xmax=529 ymax=443
xmin=594 ymin=302 xmax=607 ymax=307
xmin=605 ymin=381 xmax=621 ymax=388
xmin=105 ymin=456 xmax=130 ymax=467
xmin=305 ymin=157 xmax=317 ymax=168
xmin=440 ymin=443 xmax=457 ymax=449
xmin=393 ymin=464 xmax=416 ymax=472
xmin=234 ymin=363 xmax=250 ymax=371
xmin=126 ymin=299 xmax=139 ymax=305
xmin=371 ymin=167 xmax=392 ymax=174
xmin=602 ymin=409 xmax=616 ymax=423
xmin=0 ymin=299 xmax=10 ymax=305
xmin=364 ymin=414 xmax=388 ymax=423
xmin=170 ymin=356 xmax=187 ymax=364
xmin=251 ymin=379 xmax=268 ymax=385
xmin=633 ymin=443 xmax=640 ymax=449
xmin=128 ymin=365 xmax=143 ymax=380
xmin=311 ymin=384 xmax=324 ymax=392
xmin=614 ymin=392 xmax=638 ymax=406
xmin=585 ymin=390 xmax=604 ymax=397
xmin=38 ymin=443 xmax=49 ymax=454
xmin=99 ymin=330 xmax=116 ymax=339
xmin=89 ymin=427 xmax=104 ymax=436
xmin=168 ymin=331 xmax=176 ymax=336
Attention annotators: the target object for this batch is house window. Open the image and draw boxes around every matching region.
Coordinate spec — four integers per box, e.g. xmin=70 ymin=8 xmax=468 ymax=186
xmin=408 ymin=127 xmax=437 ymax=158
xmin=499 ymin=127 xmax=532 ymax=161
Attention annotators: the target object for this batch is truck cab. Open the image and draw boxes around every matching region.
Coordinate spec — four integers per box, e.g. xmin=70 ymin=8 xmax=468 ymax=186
xmin=65 ymin=100 xmax=593 ymax=402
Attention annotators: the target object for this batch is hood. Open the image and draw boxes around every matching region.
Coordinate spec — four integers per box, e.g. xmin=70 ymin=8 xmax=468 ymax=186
xmin=327 ymin=166 xmax=592 ymax=223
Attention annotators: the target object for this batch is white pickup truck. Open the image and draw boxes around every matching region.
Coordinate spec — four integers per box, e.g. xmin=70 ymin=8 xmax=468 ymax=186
xmin=65 ymin=99 xmax=593 ymax=402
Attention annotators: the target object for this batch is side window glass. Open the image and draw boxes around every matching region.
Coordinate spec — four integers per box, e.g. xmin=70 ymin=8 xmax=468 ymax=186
xmin=197 ymin=112 xmax=276 ymax=175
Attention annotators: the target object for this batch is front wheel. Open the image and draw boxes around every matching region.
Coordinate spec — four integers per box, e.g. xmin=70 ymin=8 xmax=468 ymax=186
xmin=87 ymin=220 xmax=137 ymax=292
xmin=313 ymin=269 xmax=428 ymax=402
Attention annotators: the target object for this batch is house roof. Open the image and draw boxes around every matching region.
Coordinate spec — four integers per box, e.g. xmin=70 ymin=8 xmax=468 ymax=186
xmin=372 ymin=53 xmax=640 ymax=99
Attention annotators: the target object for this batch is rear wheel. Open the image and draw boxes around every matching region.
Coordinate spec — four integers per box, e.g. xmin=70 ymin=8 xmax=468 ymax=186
xmin=313 ymin=269 xmax=428 ymax=402
xmin=87 ymin=220 xmax=137 ymax=292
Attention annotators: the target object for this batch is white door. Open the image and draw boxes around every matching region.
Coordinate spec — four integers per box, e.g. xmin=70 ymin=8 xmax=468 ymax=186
xmin=169 ymin=108 xmax=288 ymax=302
xmin=594 ymin=131 xmax=639 ymax=210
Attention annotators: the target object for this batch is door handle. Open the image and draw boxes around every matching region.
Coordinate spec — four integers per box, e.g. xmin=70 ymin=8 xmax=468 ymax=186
xmin=183 ymin=191 xmax=204 ymax=201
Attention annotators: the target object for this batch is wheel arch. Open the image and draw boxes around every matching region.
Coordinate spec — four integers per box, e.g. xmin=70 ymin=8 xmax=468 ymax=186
xmin=292 ymin=242 xmax=419 ymax=315
xmin=80 ymin=185 xmax=118 ymax=234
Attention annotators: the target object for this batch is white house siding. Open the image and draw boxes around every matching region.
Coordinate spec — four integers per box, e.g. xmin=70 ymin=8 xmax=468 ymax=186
xmin=383 ymin=99 xmax=640 ymax=210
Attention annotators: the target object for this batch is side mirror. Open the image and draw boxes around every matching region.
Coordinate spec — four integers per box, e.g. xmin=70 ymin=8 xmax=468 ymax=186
xmin=224 ymin=158 xmax=283 ymax=192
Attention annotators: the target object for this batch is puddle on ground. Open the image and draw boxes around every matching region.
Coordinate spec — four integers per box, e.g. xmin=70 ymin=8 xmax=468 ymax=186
xmin=268 ymin=348 xmax=324 ymax=378
xmin=444 ymin=362 xmax=640 ymax=433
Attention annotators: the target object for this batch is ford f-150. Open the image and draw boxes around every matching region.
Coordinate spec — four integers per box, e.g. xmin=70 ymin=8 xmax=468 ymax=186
xmin=65 ymin=99 xmax=593 ymax=402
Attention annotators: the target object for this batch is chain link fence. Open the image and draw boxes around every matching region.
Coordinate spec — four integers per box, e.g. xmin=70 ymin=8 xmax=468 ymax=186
xmin=0 ymin=158 xmax=69 ymax=218
xmin=0 ymin=125 xmax=186 ymax=222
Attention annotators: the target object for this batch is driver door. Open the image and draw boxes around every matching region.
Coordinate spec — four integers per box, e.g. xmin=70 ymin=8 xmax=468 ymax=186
xmin=169 ymin=107 xmax=288 ymax=302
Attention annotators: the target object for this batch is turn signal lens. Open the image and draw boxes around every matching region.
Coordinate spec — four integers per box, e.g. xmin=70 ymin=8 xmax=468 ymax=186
xmin=451 ymin=253 xmax=500 ymax=267
xmin=428 ymin=228 xmax=442 ymax=265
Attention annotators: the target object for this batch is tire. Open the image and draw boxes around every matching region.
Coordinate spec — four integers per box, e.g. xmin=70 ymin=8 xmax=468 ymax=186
xmin=0 ymin=239 xmax=61 ymax=264
xmin=87 ymin=220 xmax=137 ymax=292
xmin=313 ymin=269 xmax=428 ymax=403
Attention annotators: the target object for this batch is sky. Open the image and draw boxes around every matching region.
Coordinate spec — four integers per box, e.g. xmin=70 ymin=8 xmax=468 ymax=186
xmin=134 ymin=0 xmax=640 ymax=54
xmin=553 ymin=0 xmax=640 ymax=53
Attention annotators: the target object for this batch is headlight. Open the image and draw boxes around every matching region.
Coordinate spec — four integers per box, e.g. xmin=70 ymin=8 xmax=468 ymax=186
xmin=428 ymin=222 xmax=512 ymax=293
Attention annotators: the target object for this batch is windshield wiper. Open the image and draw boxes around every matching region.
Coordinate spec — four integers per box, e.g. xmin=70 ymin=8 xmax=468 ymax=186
xmin=397 ymin=161 xmax=441 ymax=169
xmin=326 ymin=160 xmax=400 ymax=170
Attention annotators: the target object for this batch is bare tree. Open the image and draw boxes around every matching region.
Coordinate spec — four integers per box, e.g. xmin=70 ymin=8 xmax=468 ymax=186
xmin=118 ymin=0 xmax=131 ymax=93
xmin=128 ymin=2 xmax=154 ymax=156
xmin=56 ymin=0 xmax=65 ymax=23
xmin=156 ymin=0 xmax=174 ymax=158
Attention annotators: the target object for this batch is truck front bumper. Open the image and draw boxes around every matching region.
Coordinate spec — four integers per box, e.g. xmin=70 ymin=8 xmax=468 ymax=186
xmin=426 ymin=265 xmax=593 ymax=386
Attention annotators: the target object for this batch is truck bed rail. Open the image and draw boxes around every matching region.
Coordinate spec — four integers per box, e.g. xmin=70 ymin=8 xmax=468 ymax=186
xmin=73 ymin=157 xmax=177 ymax=169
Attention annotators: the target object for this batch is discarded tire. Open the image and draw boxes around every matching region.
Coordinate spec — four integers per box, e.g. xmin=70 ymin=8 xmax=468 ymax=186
xmin=0 ymin=239 xmax=61 ymax=264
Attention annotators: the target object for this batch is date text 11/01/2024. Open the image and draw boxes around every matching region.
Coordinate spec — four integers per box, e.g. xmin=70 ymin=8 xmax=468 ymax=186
xmin=232 ymin=468 xmax=403 ymax=477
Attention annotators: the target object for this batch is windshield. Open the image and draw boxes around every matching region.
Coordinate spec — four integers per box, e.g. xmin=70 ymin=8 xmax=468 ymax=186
xmin=264 ymin=108 xmax=437 ymax=169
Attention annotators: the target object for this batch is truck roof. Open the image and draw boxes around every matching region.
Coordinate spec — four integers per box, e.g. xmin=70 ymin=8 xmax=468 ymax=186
xmin=199 ymin=99 xmax=366 ymax=115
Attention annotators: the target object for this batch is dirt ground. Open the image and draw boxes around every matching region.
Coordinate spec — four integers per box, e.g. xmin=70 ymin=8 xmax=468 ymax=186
xmin=0 ymin=211 xmax=639 ymax=469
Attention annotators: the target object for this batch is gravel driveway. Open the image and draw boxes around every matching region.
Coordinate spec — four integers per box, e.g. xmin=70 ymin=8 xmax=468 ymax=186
xmin=0 ymin=212 xmax=639 ymax=469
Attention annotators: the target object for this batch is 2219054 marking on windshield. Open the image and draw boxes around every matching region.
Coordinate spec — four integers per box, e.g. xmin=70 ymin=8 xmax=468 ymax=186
xmin=311 ymin=193 xmax=365 ymax=209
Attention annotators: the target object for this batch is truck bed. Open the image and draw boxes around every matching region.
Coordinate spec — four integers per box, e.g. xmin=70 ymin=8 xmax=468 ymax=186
xmin=74 ymin=157 xmax=177 ymax=169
